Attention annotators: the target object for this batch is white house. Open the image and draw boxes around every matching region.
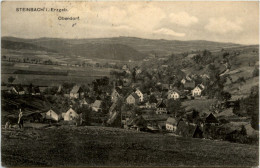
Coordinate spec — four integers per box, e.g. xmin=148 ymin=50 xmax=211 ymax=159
xmin=156 ymin=101 xmax=167 ymax=114
xmin=63 ymin=108 xmax=79 ymax=121
xmin=135 ymin=89 xmax=144 ymax=102
xmin=192 ymin=84 xmax=205 ymax=97
xmin=126 ymin=93 xmax=140 ymax=104
xmin=136 ymin=69 xmax=142 ymax=74
xmin=166 ymin=117 xmax=178 ymax=132
xmin=45 ymin=109 xmax=59 ymax=121
xmin=70 ymin=85 xmax=84 ymax=99
xmin=92 ymin=100 xmax=103 ymax=112
xmin=12 ymin=86 xmax=25 ymax=95
xmin=167 ymin=90 xmax=180 ymax=100
xmin=122 ymin=64 xmax=128 ymax=70
xmin=111 ymin=87 xmax=122 ymax=103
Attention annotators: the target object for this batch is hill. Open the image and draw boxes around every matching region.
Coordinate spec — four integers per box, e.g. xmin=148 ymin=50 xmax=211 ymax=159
xmin=2 ymin=36 xmax=244 ymax=61
xmin=1 ymin=39 xmax=56 ymax=53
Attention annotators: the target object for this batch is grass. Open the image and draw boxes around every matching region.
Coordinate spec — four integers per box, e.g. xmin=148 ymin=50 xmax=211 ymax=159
xmin=1 ymin=126 xmax=258 ymax=167
xmin=182 ymin=99 xmax=217 ymax=114
xmin=1 ymin=62 xmax=112 ymax=86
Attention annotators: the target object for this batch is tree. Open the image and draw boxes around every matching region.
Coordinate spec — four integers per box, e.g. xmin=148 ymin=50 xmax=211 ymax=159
xmin=77 ymin=105 xmax=92 ymax=125
xmin=252 ymin=68 xmax=259 ymax=77
xmin=167 ymin=99 xmax=183 ymax=117
xmin=233 ymin=86 xmax=259 ymax=130
xmin=8 ymin=76 xmax=15 ymax=84
xmin=215 ymin=91 xmax=231 ymax=102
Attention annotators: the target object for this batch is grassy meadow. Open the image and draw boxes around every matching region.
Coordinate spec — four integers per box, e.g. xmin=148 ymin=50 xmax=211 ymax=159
xmin=1 ymin=62 xmax=113 ymax=86
xmin=1 ymin=126 xmax=258 ymax=167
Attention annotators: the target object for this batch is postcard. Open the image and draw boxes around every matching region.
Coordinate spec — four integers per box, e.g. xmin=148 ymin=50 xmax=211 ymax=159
xmin=1 ymin=1 xmax=259 ymax=167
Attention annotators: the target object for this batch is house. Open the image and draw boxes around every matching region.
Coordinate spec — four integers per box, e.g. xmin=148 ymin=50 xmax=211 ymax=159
xmin=167 ymin=90 xmax=180 ymax=100
xmin=161 ymin=84 xmax=170 ymax=91
xmin=184 ymin=81 xmax=196 ymax=89
xmin=107 ymin=103 xmax=120 ymax=125
xmin=135 ymin=89 xmax=144 ymax=102
xmin=32 ymin=86 xmax=41 ymax=95
xmin=79 ymin=98 xmax=88 ymax=107
xmin=56 ymin=85 xmax=63 ymax=94
xmin=166 ymin=117 xmax=178 ymax=132
xmin=145 ymin=102 xmax=157 ymax=109
xmin=13 ymin=86 xmax=25 ymax=95
xmin=39 ymin=86 xmax=48 ymax=93
xmin=125 ymin=69 xmax=131 ymax=74
xmin=63 ymin=108 xmax=79 ymax=121
xmin=70 ymin=85 xmax=84 ymax=99
xmin=205 ymin=113 xmax=219 ymax=125
xmin=149 ymin=94 xmax=158 ymax=103
xmin=181 ymin=79 xmax=186 ymax=84
xmin=181 ymin=75 xmax=192 ymax=84
xmin=192 ymin=84 xmax=205 ymax=97
xmin=111 ymin=87 xmax=122 ymax=103
xmin=92 ymin=100 xmax=103 ymax=112
xmin=126 ymin=93 xmax=140 ymax=105
xmin=243 ymin=124 xmax=258 ymax=137
xmin=45 ymin=109 xmax=59 ymax=121
xmin=157 ymin=121 xmax=166 ymax=130
xmin=126 ymin=115 xmax=147 ymax=131
xmin=136 ymin=69 xmax=142 ymax=74
xmin=123 ymin=78 xmax=131 ymax=86
xmin=176 ymin=121 xmax=203 ymax=138
xmin=122 ymin=64 xmax=128 ymax=70
xmin=156 ymin=101 xmax=167 ymax=114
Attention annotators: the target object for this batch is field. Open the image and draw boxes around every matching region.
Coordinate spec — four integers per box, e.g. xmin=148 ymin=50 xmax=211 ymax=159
xmin=182 ymin=99 xmax=217 ymax=113
xmin=1 ymin=62 xmax=113 ymax=86
xmin=1 ymin=125 xmax=258 ymax=167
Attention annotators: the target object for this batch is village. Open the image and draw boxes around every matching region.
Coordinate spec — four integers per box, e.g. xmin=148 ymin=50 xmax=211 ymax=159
xmin=2 ymin=60 xmax=258 ymax=145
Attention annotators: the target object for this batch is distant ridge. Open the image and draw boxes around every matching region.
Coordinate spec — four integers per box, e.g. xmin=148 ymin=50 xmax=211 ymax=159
xmin=2 ymin=36 xmax=247 ymax=61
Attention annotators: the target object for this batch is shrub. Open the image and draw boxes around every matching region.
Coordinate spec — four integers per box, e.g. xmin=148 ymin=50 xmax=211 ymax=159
xmin=252 ymin=68 xmax=259 ymax=77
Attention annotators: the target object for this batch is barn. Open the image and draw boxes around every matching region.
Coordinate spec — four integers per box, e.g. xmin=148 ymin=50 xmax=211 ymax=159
xmin=45 ymin=109 xmax=59 ymax=121
xmin=63 ymin=108 xmax=79 ymax=121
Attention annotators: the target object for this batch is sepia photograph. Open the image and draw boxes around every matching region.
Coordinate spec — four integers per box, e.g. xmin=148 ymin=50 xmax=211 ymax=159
xmin=1 ymin=1 xmax=259 ymax=167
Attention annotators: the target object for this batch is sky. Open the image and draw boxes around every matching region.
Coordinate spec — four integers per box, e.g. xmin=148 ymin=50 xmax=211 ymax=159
xmin=1 ymin=1 xmax=259 ymax=44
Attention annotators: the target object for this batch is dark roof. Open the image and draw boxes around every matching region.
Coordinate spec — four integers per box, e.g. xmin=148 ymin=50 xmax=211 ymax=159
xmin=149 ymin=94 xmax=158 ymax=103
xmin=34 ymin=87 xmax=41 ymax=93
xmin=166 ymin=117 xmax=177 ymax=125
xmin=39 ymin=86 xmax=48 ymax=92
xmin=142 ymin=114 xmax=168 ymax=121
xmin=131 ymin=116 xmax=147 ymax=127
xmin=107 ymin=109 xmax=120 ymax=125
xmin=205 ymin=113 xmax=219 ymax=124
xmin=196 ymin=84 xmax=205 ymax=90
xmin=130 ymin=92 xmax=140 ymax=100
xmin=184 ymin=81 xmax=195 ymax=88
xmin=168 ymin=89 xmax=181 ymax=95
xmin=156 ymin=101 xmax=166 ymax=108
xmin=162 ymin=84 xmax=170 ymax=90
xmin=109 ymin=102 xmax=117 ymax=113
xmin=115 ymin=86 xmax=122 ymax=94
xmin=176 ymin=122 xmax=203 ymax=138
xmin=15 ymin=85 xmax=25 ymax=92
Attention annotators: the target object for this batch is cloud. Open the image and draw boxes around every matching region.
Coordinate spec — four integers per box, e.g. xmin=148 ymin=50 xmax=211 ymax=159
xmin=154 ymin=28 xmax=186 ymax=37
xmin=205 ymin=17 xmax=243 ymax=34
xmin=169 ymin=12 xmax=198 ymax=26
xmin=96 ymin=4 xmax=166 ymax=32
xmin=98 ymin=6 xmax=127 ymax=25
